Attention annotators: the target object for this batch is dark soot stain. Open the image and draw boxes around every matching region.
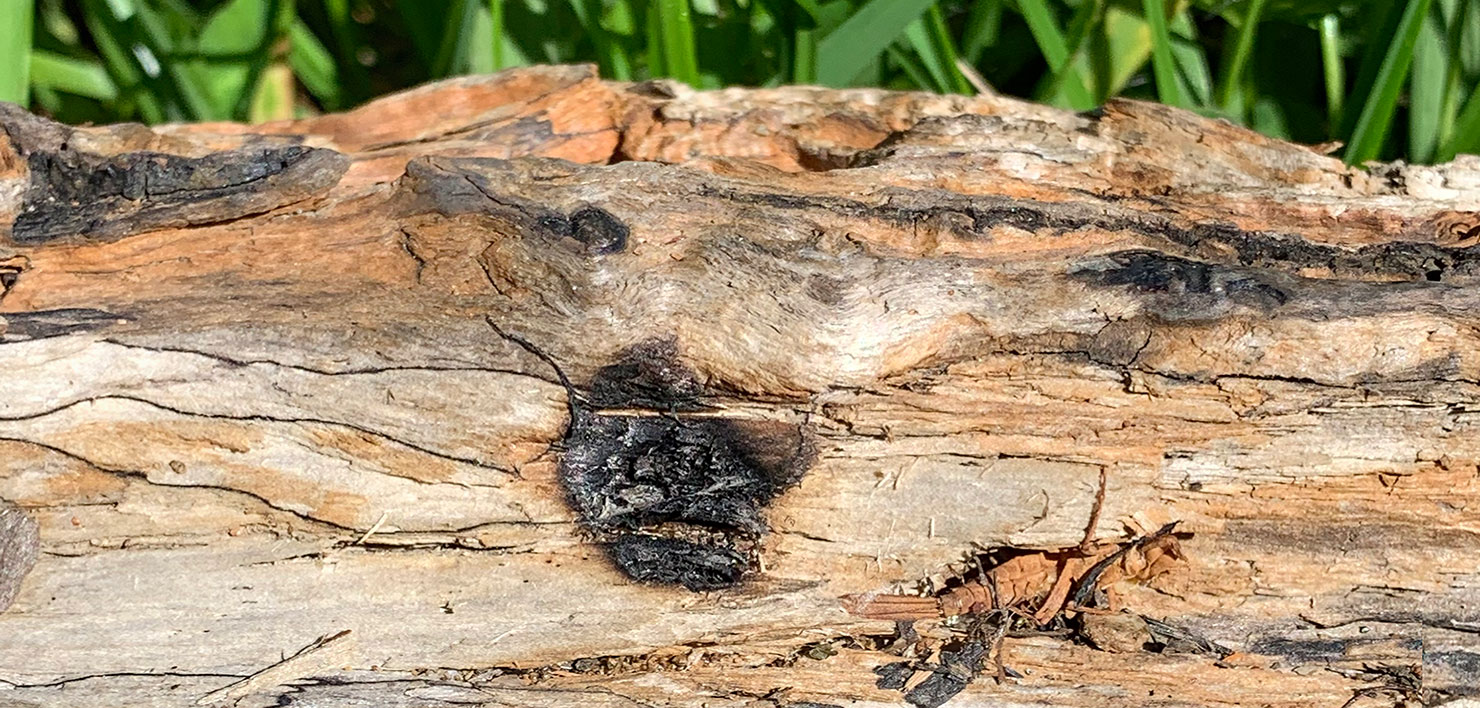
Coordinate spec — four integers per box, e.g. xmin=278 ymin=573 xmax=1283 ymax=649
xmin=559 ymin=339 xmax=814 ymax=591
xmin=535 ymin=205 xmax=630 ymax=255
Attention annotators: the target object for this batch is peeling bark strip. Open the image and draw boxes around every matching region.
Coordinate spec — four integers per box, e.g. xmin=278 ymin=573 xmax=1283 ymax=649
xmin=0 ymin=103 xmax=347 ymax=243
xmin=0 ymin=504 xmax=39 ymax=613
xmin=2 ymin=66 xmax=1480 ymax=707
xmin=11 ymin=146 xmax=347 ymax=243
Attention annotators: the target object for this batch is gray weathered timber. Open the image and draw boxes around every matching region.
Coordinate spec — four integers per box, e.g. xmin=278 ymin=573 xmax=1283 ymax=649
xmin=0 ymin=65 xmax=1477 ymax=707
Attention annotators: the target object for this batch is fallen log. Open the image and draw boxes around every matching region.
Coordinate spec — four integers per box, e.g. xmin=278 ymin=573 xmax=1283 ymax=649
xmin=0 ymin=64 xmax=1477 ymax=707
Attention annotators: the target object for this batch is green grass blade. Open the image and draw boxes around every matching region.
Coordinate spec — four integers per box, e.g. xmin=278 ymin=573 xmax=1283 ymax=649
xmin=1431 ymin=0 xmax=1465 ymax=155
xmin=645 ymin=1 xmax=664 ymax=77
xmin=568 ymin=0 xmax=630 ymax=79
xmin=961 ymin=0 xmax=1002 ymax=63
xmin=794 ymin=26 xmax=817 ymax=83
xmin=1436 ymin=82 xmax=1480 ymax=161
xmin=816 ymin=0 xmax=935 ymax=87
xmin=187 ymin=0 xmax=286 ymax=119
xmin=131 ymin=2 xmax=219 ymax=120
xmin=1141 ymin=0 xmax=1191 ymax=108
xmin=465 ymin=1 xmax=494 ymax=72
xmin=1059 ymin=0 xmax=1103 ymax=66
xmin=466 ymin=0 xmax=532 ymax=73
xmin=1037 ymin=0 xmax=1102 ymax=104
xmin=288 ymin=19 xmax=339 ymax=109
xmin=248 ymin=57 xmax=293 ymax=121
xmin=1408 ymin=0 xmax=1448 ymax=162
xmin=489 ymin=0 xmax=506 ymax=71
xmin=29 ymin=49 xmax=119 ymax=100
xmin=903 ymin=18 xmax=949 ymax=93
xmin=1340 ymin=1 xmax=1408 ymax=139
xmin=929 ymin=4 xmax=972 ymax=93
xmin=790 ymin=0 xmax=824 ymax=22
xmin=1 ymin=0 xmax=36 ymax=104
xmin=1168 ymin=12 xmax=1212 ymax=107
xmin=78 ymin=0 xmax=165 ymax=122
xmin=429 ymin=0 xmax=474 ymax=76
xmin=599 ymin=1 xmax=638 ymax=80
xmin=1345 ymin=0 xmax=1434 ymax=164
xmin=1016 ymin=0 xmax=1094 ymax=108
xmin=1319 ymin=12 xmax=1344 ymax=129
xmin=654 ymin=0 xmax=699 ymax=85
xmin=750 ymin=0 xmax=819 ymax=83
xmin=394 ymin=0 xmax=455 ymax=71
xmin=929 ymin=4 xmax=972 ymax=94
xmin=885 ymin=44 xmax=933 ymax=90
xmin=1215 ymin=0 xmax=1267 ymax=109
xmin=903 ymin=4 xmax=971 ymax=94
xmin=80 ymin=0 xmax=191 ymax=121
xmin=1088 ymin=4 xmax=1152 ymax=99
xmin=1459 ymin=0 xmax=1480 ymax=75
xmin=38 ymin=0 xmax=81 ymax=45
xmin=320 ymin=0 xmax=369 ymax=102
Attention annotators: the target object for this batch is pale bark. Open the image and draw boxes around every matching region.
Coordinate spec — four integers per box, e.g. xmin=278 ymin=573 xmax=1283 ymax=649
xmin=0 ymin=65 xmax=1477 ymax=707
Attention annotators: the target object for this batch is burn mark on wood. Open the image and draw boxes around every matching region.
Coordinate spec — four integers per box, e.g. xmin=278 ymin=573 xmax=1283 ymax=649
xmin=567 ymin=206 xmax=629 ymax=255
xmin=694 ymin=182 xmax=1480 ymax=282
xmin=1248 ymin=636 xmax=1373 ymax=663
xmin=3 ymin=118 xmax=347 ymax=243
xmin=902 ymin=640 xmax=988 ymax=708
xmin=408 ymin=160 xmax=628 ymax=255
xmin=0 ymin=504 xmax=40 ymax=614
xmin=559 ymin=338 xmax=815 ymax=591
xmin=1071 ymin=251 xmax=1289 ymax=317
xmin=585 ymin=338 xmax=704 ymax=410
xmin=873 ymin=635 xmax=992 ymax=708
xmin=1 ymin=308 xmax=124 ymax=341
xmin=533 ymin=206 xmax=629 ymax=255
xmin=607 ymin=535 xmax=749 ymax=589
xmin=806 ymin=274 xmax=848 ymax=306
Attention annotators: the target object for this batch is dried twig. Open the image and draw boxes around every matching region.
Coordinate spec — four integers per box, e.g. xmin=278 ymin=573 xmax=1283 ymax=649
xmin=196 ymin=630 xmax=356 ymax=705
xmin=1079 ymin=467 xmax=1108 ymax=553
xmin=353 ymin=512 xmax=389 ymax=545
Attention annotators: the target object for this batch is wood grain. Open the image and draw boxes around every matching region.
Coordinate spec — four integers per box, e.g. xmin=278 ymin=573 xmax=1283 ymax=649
xmin=1 ymin=64 xmax=1477 ymax=707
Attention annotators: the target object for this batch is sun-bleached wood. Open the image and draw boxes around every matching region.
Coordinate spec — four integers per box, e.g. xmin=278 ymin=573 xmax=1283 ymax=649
xmin=1 ymin=65 xmax=1477 ymax=707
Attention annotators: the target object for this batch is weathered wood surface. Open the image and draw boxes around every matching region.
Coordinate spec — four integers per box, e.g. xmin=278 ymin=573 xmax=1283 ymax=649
xmin=1 ymin=64 xmax=1478 ymax=707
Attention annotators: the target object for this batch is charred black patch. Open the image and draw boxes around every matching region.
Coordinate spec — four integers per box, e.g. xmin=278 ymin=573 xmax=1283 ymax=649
xmin=569 ymin=207 xmax=629 ymax=255
xmin=1071 ymin=250 xmax=1289 ymax=316
xmin=1086 ymin=250 xmax=1216 ymax=293
xmin=585 ymin=338 xmax=704 ymax=409
xmin=559 ymin=338 xmax=814 ymax=591
xmin=437 ymin=168 xmax=629 ymax=256
xmin=11 ymin=145 xmax=346 ymax=243
xmin=692 ymin=181 xmax=1480 ymax=282
xmin=806 ymin=274 xmax=848 ymax=306
xmin=906 ymin=640 xmax=987 ymax=708
xmin=533 ymin=206 xmax=629 ymax=255
xmin=607 ymin=535 xmax=748 ymax=589
xmin=1431 ymin=650 xmax=1480 ymax=693
xmin=1248 ymin=637 xmax=1352 ymax=663
xmin=2 ymin=308 xmax=123 ymax=340
xmin=874 ymin=637 xmax=989 ymax=708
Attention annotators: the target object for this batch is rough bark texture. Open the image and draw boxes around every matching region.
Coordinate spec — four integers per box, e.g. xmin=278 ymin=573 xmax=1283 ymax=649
xmin=1 ymin=65 xmax=1479 ymax=707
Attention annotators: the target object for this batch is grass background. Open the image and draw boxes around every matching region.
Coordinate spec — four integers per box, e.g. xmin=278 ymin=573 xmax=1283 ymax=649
xmin=2 ymin=0 xmax=1478 ymax=164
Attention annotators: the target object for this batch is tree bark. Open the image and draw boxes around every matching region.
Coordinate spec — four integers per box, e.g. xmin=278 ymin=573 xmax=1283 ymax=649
xmin=1 ymin=64 xmax=1478 ymax=707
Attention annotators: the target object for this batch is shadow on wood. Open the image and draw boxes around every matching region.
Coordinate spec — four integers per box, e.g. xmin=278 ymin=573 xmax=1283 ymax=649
xmin=0 ymin=65 xmax=1477 ymax=707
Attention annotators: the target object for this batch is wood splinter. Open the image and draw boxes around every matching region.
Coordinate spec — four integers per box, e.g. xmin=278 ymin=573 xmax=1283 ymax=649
xmin=842 ymin=468 xmax=1182 ymax=625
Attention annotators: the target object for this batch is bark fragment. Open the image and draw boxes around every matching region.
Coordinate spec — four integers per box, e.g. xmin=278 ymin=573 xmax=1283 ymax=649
xmin=0 ymin=66 xmax=1477 ymax=707
xmin=0 ymin=504 xmax=38 ymax=613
